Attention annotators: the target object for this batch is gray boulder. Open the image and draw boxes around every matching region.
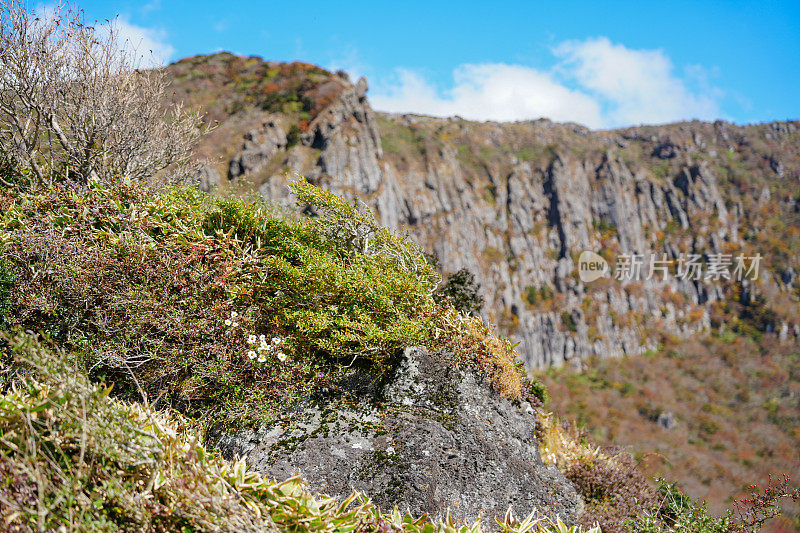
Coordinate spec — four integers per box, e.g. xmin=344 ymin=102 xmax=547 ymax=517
xmin=656 ymin=412 xmax=677 ymax=430
xmin=216 ymin=347 xmax=583 ymax=525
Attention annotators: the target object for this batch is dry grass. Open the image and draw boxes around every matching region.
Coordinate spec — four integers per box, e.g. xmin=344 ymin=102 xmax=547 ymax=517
xmin=537 ymin=413 xmax=607 ymax=470
xmin=431 ymin=306 xmax=525 ymax=401
xmin=539 ymin=333 xmax=800 ymax=532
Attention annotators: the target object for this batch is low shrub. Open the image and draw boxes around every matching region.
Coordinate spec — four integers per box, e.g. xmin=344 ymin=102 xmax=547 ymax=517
xmin=624 ymin=479 xmax=733 ymax=532
xmin=566 ymin=451 xmax=659 ymax=532
xmin=624 ymin=475 xmax=800 ymax=532
xmin=0 ymin=178 xmax=542 ymax=426
xmin=537 ymin=414 xmax=660 ymax=532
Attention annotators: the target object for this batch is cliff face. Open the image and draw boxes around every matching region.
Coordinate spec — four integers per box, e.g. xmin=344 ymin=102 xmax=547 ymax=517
xmin=171 ymin=53 xmax=800 ymax=370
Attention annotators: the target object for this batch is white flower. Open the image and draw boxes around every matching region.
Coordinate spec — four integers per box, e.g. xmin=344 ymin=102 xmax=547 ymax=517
xmin=276 ymin=352 xmax=287 ymax=362
xmin=224 ymin=319 xmax=232 ymax=326
xmin=247 ymin=351 xmax=256 ymax=359
xmin=257 ymin=354 xmax=267 ymax=363
xmin=259 ymin=334 xmax=266 ymax=342
xmin=232 ymin=322 xmax=239 ymax=328
xmin=248 ymin=335 xmax=257 ymax=345
xmin=231 ymin=311 xmax=238 ymax=318
xmin=258 ymin=344 xmax=271 ymax=352
xmin=272 ymin=337 xmax=281 ymax=345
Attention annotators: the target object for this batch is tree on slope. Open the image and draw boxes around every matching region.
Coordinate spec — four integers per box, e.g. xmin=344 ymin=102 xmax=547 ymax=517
xmin=0 ymin=0 xmax=205 ymax=187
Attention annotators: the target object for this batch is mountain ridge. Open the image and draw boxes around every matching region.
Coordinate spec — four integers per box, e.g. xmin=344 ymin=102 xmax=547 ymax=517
xmin=162 ymin=55 xmax=800 ymax=525
xmin=168 ymin=52 xmax=800 ymax=370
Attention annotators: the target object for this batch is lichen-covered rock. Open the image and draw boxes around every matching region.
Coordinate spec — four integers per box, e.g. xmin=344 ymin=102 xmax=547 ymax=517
xmin=216 ymin=347 xmax=583 ymax=525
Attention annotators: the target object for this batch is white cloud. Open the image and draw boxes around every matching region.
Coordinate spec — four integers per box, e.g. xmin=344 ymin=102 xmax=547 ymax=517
xmin=112 ymin=16 xmax=175 ymax=67
xmin=369 ymin=38 xmax=721 ymax=129
xmin=326 ymin=46 xmax=369 ymax=83
xmin=554 ymin=37 xmax=719 ymax=126
xmin=140 ymin=0 xmax=161 ymax=14
xmin=371 ymin=64 xmax=604 ymax=128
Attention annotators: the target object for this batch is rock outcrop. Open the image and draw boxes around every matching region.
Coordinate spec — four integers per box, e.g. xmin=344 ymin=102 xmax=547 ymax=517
xmin=191 ymin=163 xmax=222 ymax=193
xmin=229 ymin=117 xmax=288 ymax=178
xmin=216 ymin=347 xmax=583 ymax=525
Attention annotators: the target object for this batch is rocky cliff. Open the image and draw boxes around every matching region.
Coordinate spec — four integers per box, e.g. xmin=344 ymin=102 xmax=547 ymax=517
xmin=170 ymin=53 xmax=800 ymax=370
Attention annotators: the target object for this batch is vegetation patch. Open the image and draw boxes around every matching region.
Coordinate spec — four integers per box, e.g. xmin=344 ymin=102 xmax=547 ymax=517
xmin=0 ymin=177 xmax=545 ymax=427
xmin=540 ymin=330 xmax=800 ymax=530
xmin=0 ymin=254 xmax=14 ymax=329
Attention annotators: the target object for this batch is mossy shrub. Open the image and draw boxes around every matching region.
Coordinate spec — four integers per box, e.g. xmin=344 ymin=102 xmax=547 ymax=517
xmin=0 ymin=177 xmax=540 ymax=425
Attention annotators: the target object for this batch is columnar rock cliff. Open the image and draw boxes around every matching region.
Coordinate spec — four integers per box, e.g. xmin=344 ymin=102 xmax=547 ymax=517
xmin=170 ymin=53 xmax=800 ymax=370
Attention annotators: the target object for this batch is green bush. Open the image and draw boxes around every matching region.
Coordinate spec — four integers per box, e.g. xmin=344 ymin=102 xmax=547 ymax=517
xmin=624 ymin=476 xmax=800 ymax=532
xmin=524 ymin=285 xmax=555 ymax=308
xmin=203 ymin=180 xmax=438 ymax=364
xmin=528 ymin=379 xmax=550 ymax=405
xmin=561 ymin=311 xmax=578 ymax=332
xmin=524 ymin=285 xmax=540 ymax=306
xmin=286 ymin=123 xmax=302 ymax=147
xmin=624 ymin=479 xmax=732 ymax=532
xmin=435 ymin=268 xmax=484 ymax=316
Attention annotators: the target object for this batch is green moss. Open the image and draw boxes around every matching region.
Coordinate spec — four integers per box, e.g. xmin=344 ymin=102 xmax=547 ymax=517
xmin=561 ymin=311 xmax=577 ymax=333
xmin=358 ymin=446 xmax=410 ymax=502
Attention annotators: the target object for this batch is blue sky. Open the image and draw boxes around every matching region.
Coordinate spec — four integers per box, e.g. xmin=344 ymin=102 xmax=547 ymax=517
xmin=66 ymin=1 xmax=799 ymax=129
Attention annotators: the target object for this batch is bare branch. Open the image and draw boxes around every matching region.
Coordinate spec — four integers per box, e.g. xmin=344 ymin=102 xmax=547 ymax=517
xmin=0 ymin=0 xmax=206 ymax=186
